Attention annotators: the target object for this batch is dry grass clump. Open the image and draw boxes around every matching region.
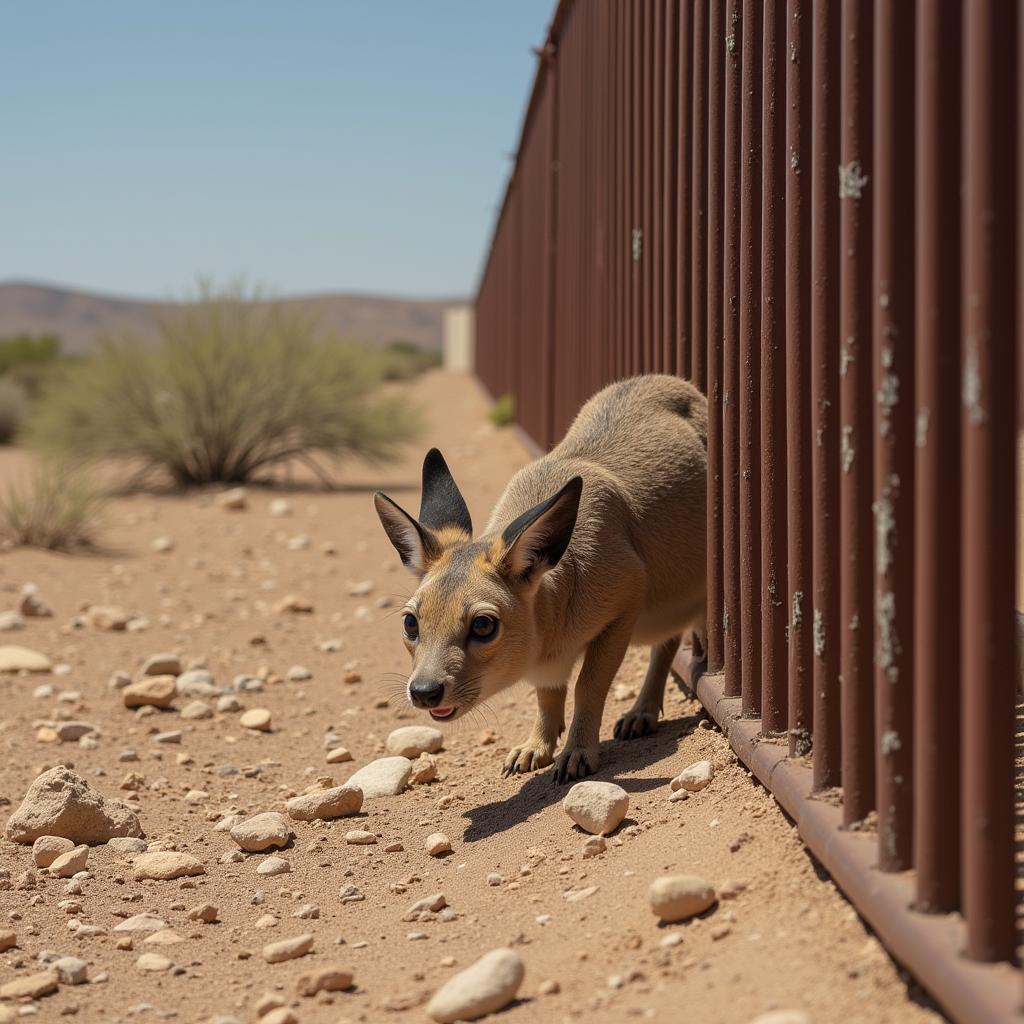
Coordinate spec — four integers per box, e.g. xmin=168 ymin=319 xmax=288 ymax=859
xmin=29 ymin=286 xmax=419 ymax=486
xmin=0 ymin=463 xmax=105 ymax=551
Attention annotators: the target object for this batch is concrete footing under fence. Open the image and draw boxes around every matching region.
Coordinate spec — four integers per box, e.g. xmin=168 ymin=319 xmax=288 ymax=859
xmin=672 ymin=646 xmax=1020 ymax=1024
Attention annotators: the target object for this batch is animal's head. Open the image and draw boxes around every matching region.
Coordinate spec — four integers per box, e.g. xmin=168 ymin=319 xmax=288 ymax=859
xmin=373 ymin=449 xmax=582 ymax=722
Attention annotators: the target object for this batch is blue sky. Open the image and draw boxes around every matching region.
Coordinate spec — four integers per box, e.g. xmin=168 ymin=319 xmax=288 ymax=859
xmin=1 ymin=1 xmax=553 ymax=299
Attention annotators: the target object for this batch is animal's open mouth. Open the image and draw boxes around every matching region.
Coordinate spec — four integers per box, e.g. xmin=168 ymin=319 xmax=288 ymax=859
xmin=429 ymin=706 xmax=457 ymax=721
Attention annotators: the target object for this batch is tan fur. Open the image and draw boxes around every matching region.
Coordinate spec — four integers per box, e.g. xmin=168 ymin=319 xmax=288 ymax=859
xmin=376 ymin=374 xmax=707 ymax=782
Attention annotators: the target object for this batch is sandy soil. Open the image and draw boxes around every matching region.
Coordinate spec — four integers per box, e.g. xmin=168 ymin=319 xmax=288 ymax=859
xmin=0 ymin=371 xmax=941 ymax=1024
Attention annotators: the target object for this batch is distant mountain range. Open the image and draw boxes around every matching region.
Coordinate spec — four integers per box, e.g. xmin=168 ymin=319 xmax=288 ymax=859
xmin=0 ymin=281 xmax=463 ymax=354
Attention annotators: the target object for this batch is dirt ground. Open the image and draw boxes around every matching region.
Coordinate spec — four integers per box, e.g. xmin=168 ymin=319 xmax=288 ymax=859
xmin=0 ymin=370 xmax=942 ymax=1024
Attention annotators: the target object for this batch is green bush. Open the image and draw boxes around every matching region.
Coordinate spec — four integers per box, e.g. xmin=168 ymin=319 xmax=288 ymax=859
xmin=29 ymin=287 xmax=419 ymax=486
xmin=0 ymin=376 xmax=29 ymax=444
xmin=0 ymin=462 xmax=104 ymax=551
xmin=489 ymin=393 xmax=515 ymax=428
xmin=376 ymin=340 xmax=442 ymax=381
xmin=0 ymin=333 xmax=60 ymax=375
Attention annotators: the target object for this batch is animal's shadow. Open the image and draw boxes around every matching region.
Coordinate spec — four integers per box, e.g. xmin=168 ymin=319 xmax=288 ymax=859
xmin=461 ymin=708 xmax=706 ymax=842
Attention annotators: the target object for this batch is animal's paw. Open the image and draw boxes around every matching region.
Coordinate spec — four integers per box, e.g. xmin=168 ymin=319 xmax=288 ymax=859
xmin=551 ymin=744 xmax=599 ymax=785
xmin=502 ymin=741 xmax=554 ymax=777
xmin=613 ymin=707 xmax=659 ymax=740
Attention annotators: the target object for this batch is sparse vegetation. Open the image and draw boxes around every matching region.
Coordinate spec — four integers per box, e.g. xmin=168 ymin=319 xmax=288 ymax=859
xmin=0 ymin=462 xmax=105 ymax=550
xmin=0 ymin=376 xmax=29 ymax=444
xmin=489 ymin=393 xmax=515 ymax=427
xmin=376 ymin=340 xmax=442 ymax=381
xmin=0 ymin=332 xmax=60 ymax=375
xmin=29 ymin=286 xmax=420 ymax=486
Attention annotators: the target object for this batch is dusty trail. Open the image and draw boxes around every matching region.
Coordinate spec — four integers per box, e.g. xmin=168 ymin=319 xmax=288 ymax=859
xmin=0 ymin=371 xmax=939 ymax=1023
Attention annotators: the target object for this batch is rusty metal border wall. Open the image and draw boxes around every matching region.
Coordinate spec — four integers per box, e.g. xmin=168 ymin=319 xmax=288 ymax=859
xmin=474 ymin=3 xmax=1020 ymax=1021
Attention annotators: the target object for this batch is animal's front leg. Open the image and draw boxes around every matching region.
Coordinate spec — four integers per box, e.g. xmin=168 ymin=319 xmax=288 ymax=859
xmin=503 ymin=685 xmax=566 ymax=776
xmin=553 ymin=615 xmax=636 ymax=784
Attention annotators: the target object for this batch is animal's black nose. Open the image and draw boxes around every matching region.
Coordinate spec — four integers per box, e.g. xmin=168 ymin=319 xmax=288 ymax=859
xmin=409 ymin=679 xmax=445 ymax=708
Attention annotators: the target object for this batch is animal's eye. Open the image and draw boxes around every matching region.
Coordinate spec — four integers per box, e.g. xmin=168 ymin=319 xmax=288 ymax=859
xmin=403 ymin=613 xmax=419 ymax=641
xmin=470 ymin=615 xmax=498 ymax=641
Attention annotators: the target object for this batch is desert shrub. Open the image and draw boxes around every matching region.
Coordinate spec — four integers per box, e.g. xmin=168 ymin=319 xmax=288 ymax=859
xmin=0 ymin=462 xmax=104 ymax=550
xmin=0 ymin=333 xmax=60 ymax=375
xmin=29 ymin=288 xmax=419 ymax=486
xmin=0 ymin=376 xmax=29 ymax=444
xmin=376 ymin=340 xmax=443 ymax=381
xmin=489 ymin=393 xmax=515 ymax=427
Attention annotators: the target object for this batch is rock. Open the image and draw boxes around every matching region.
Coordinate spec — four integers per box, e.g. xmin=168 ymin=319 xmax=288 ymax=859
xmin=287 ymin=534 xmax=311 ymax=550
xmin=274 ymin=594 xmax=314 ymax=614
xmin=240 ymin=708 xmax=272 ymax=731
xmin=123 ymin=676 xmax=176 ymax=709
xmin=669 ymin=788 xmax=690 ymax=803
xmin=176 ymin=669 xmax=217 ymax=697
xmin=409 ymin=753 xmax=437 ymax=785
xmin=346 ymin=756 xmax=412 ymax=798
xmin=230 ymin=812 xmax=293 ymax=852
xmin=671 ymin=760 xmax=715 ymax=792
xmin=749 ymin=1014 xmax=812 ymax=1024
xmin=4 ymin=766 xmax=144 ymax=844
xmin=32 ymin=835 xmax=75 ymax=867
xmin=426 ymin=948 xmax=525 ymax=1023
xmin=18 ymin=587 xmax=52 ymax=618
xmin=52 ymin=955 xmax=88 ymax=985
xmin=562 ymin=781 xmax=629 ymax=835
xmin=113 ymin=913 xmax=168 ymax=933
xmin=648 ymin=875 xmax=717 ymax=922
xmin=108 ymin=836 xmax=148 ymax=854
xmin=257 ymin=856 xmax=291 ymax=876
xmin=296 ymin=965 xmax=354 ymax=996
xmin=345 ymin=829 xmax=377 ymax=845
xmin=287 ymin=665 xmax=312 ymax=681
xmin=152 ymin=535 xmax=175 ymax=553
xmin=87 ymin=605 xmax=131 ymax=631
xmin=262 ymin=933 xmax=314 ymax=963
xmin=262 ymin=1010 xmax=297 ymax=1024
xmin=187 ymin=902 xmax=219 ymax=923
xmin=136 ymin=952 xmax=173 ymax=972
xmin=538 ymin=979 xmax=561 ymax=996
xmin=217 ymin=487 xmax=248 ymax=511
xmin=403 ymin=893 xmax=447 ymax=921
xmin=269 ymin=498 xmax=292 ymax=517
xmin=132 ymin=851 xmax=205 ymax=881
xmin=0 ymin=612 xmax=23 ymax=632
xmin=385 ymin=725 xmax=443 ymax=758
xmin=0 ymin=930 xmax=15 ymax=952
xmin=217 ymin=694 xmax=242 ymax=713
xmin=0 ymin=970 xmax=58 ymax=1000
xmin=180 ymin=700 xmax=213 ymax=720
xmin=286 ymin=784 xmax=362 ymax=821
xmin=142 ymin=653 xmax=182 ymax=676
xmin=144 ymin=929 xmax=185 ymax=945
xmin=347 ymin=579 xmax=374 ymax=596
xmin=55 ymin=721 xmax=97 ymax=742
xmin=48 ymin=844 xmax=89 ymax=877
xmin=326 ymin=746 xmax=353 ymax=764
xmin=0 ymin=645 xmax=52 ymax=673
xmin=425 ymin=832 xmax=452 ymax=857
xmin=581 ymin=836 xmax=607 ymax=858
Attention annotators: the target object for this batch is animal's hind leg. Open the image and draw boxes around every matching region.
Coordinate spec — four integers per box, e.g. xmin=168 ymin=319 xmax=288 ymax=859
xmin=613 ymin=634 xmax=682 ymax=741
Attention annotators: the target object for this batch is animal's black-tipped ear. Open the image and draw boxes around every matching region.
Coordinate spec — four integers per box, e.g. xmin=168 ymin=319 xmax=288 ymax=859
xmin=374 ymin=491 xmax=438 ymax=576
xmin=419 ymin=448 xmax=473 ymax=537
xmin=499 ymin=476 xmax=583 ymax=585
